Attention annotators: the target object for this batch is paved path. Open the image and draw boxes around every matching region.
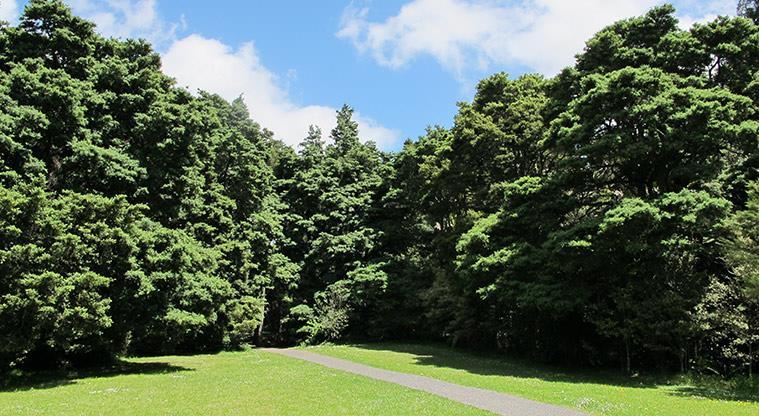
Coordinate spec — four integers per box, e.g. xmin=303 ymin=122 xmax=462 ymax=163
xmin=262 ymin=348 xmax=587 ymax=416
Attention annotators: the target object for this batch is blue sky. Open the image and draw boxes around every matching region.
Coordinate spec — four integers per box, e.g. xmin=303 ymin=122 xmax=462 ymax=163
xmin=1 ymin=1 xmax=736 ymax=150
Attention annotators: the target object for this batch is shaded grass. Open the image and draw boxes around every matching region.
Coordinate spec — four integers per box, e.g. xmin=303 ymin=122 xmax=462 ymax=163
xmin=0 ymin=350 xmax=489 ymax=416
xmin=309 ymin=342 xmax=759 ymax=416
xmin=1 ymin=361 xmax=192 ymax=392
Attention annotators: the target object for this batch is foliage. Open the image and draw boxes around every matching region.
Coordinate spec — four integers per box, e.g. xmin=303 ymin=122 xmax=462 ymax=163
xmin=275 ymin=106 xmax=390 ymax=342
xmin=0 ymin=0 xmax=757 ymax=379
xmin=720 ymin=180 xmax=759 ymax=376
xmin=0 ymin=0 xmax=290 ymax=367
xmin=739 ymin=0 xmax=759 ymax=22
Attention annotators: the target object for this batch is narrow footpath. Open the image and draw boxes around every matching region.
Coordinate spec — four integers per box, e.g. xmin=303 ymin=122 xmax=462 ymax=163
xmin=263 ymin=348 xmax=587 ymax=416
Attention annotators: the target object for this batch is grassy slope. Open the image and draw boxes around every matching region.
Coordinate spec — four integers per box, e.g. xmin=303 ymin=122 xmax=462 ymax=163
xmin=309 ymin=343 xmax=759 ymax=416
xmin=0 ymin=350 xmax=488 ymax=416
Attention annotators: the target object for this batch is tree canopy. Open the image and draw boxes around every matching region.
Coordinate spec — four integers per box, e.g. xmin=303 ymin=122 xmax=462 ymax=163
xmin=0 ymin=1 xmax=757 ymax=377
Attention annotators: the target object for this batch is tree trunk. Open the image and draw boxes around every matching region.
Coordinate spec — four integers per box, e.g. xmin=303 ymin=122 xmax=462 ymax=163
xmin=625 ymin=338 xmax=631 ymax=374
xmin=256 ymin=287 xmax=267 ymax=345
xmin=750 ymin=340 xmax=753 ymax=380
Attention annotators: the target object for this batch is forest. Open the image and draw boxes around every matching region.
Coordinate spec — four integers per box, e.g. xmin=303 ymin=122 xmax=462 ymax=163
xmin=0 ymin=0 xmax=757 ymax=379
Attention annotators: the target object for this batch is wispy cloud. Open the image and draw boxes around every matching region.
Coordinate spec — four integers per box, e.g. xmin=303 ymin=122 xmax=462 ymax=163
xmin=338 ymin=0 xmax=736 ymax=79
xmin=162 ymin=35 xmax=400 ymax=149
xmin=676 ymin=0 xmax=736 ymax=28
xmin=67 ymin=0 xmax=179 ymax=47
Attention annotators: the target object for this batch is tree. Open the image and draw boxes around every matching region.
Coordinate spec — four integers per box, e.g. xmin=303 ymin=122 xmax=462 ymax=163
xmin=1 ymin=0 xmax=758 ymax=376
xmin=0 ymin=0 xmax=292 ymax=366
xmin=723 ymin=180 xmax=759 ymax=377
xmin=739 ymin=0 xmax=759 ymax=23
xmin=279 ymin=106 xmax=390 ymax=342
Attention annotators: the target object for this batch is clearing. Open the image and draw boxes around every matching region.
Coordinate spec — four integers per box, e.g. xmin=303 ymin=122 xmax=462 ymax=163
xmin=2 ymin=343 xmax=757 ymax=415
xmin=0 ymin=350 xmax=488 ymax=416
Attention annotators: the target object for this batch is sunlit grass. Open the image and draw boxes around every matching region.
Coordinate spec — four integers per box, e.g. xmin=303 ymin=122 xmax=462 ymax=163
xmin=0 ymin=350 xmax=488 ymax=416
xmin=309 ymin=343 xmax=759 ymax=416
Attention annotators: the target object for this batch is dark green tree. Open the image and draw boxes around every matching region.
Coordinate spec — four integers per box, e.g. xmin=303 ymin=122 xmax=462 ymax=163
xmin=739 ymin=0 xmax=759 ymax=23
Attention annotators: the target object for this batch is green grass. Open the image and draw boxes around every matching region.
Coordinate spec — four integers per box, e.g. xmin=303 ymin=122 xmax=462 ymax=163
xmin=309 ymin=343 xmax=759 ymax=416
xmin=0 ymin=350 xmax=489 ymax=416
xmin=4 ymin=345 xmax=756 ymax=416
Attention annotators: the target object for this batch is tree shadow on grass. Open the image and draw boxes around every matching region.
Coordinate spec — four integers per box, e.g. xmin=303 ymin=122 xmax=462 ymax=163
xmin=669 ymin=380 xmax=759 ymax=403
xmin=344 ymin=342 xmax=759 ymax=403
xmin=348 ymin=342 xmax=657 ymax=387
xmin=1 ymin=360 xmax=193 ymax=393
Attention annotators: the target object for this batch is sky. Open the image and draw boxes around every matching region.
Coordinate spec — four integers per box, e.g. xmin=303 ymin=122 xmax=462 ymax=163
xmin=1 ymin=0 xmax=737 ymax=150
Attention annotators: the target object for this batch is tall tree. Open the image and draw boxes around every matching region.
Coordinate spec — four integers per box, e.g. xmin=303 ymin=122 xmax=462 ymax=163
xmin=739 ymin=0 xmax=759 ymax=22
xmin=723 ymin=180 xmax=759 ymax=377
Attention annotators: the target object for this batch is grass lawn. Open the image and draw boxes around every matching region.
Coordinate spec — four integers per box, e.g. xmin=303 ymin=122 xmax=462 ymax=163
xmin=0 ymin=350 xmax=489 ymax=416
xmin=309 ymin=343 xmax=759 ymax=416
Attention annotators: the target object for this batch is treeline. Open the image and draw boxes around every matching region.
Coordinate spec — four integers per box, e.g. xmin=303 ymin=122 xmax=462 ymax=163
xmin=1 ymin=0 xmax=757 ymax=377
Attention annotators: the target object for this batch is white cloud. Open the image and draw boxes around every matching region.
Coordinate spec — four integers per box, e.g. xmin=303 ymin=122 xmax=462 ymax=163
xmin=59 ymin=2 xmax=398 ymax=148
xmin=67 ymin=0 xmax=178 ymax=46
xmin=338 ymin=0 xmax=734 ymax=77
xmin=0 ymin=0 xmax=18 ymax=23
xmin=162 ymin=35 xmax=400 ymax=149
xmin=677 ymin=0 xmax=735 ymax=28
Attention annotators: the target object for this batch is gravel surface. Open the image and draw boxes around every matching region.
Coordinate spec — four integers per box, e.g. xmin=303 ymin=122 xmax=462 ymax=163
xmin=263 ymin=348 xmax=588 ymax=416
